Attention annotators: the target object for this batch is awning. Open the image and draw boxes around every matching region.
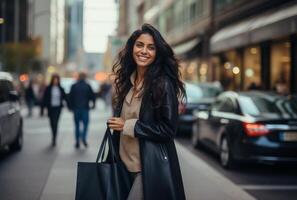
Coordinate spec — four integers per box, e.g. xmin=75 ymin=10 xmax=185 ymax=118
xmin=211 ymin=3 xmax=297 ymax=53
xmin=173 ymin=38 xmax=201 ymax=56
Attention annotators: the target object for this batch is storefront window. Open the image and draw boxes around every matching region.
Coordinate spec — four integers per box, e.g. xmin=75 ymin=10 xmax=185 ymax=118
xmin=271 ymin=41 xmax=291 ymax=94
xmin=221 ymin=50 xmax=242 ymax=90
xmin=180 ymin=59 xmax=199 ymax=82
xmin=198 ymin=62 xmax=208 ymax=82
xmin=211 ymin=56 xmax=221 ymax=82
xmin=244 ymin=46 xmax=261 ymax=90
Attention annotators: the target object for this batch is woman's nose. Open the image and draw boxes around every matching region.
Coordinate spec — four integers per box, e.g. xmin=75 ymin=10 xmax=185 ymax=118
xmin=141 ymin=47 xmax=148 ymax=54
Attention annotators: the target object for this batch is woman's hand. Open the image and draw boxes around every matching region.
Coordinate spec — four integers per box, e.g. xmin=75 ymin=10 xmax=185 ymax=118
xmin=108 ymin=117 xmax=125 ymax=131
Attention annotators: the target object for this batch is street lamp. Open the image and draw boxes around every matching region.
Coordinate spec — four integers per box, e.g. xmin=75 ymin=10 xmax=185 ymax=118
xmin=0 ymin=18 xmax=4 ymax=24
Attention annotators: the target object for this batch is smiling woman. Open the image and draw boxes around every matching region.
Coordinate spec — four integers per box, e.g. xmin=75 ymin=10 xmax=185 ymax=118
xmin=108 ymin=24 xmax=186 ymax=200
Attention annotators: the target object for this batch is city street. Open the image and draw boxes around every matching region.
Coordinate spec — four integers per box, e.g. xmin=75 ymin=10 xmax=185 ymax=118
xmin=0 ymin=100 xmax=256 ymax=200
xmin=1 ymin=0 xmax=297 ymax=199
xmin=0 ymin=101 xmax=296 ymax=200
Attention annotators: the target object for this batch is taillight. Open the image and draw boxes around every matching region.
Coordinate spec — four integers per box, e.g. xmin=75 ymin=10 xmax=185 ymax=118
xmin=243 ymin=122 xmax=270 ymax=137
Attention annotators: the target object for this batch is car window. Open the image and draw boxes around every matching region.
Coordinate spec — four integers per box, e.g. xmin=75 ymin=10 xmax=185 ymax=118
xmin=211 ymin=99 xmax=224 ymax=111
xmin=0 ymin=80 xmax=11 ymax=103
xmin=219 ymin=98 xmax=236 ymax=113
xmin=238 ymin=95 xmax=297 ymax=118
xmin=185 ymin=83 xmax=203 ymax=103
xmin=198 ymin=85 xmax=222 ymax=98
xmin=211 ymin=97 xmax=236 ymax=113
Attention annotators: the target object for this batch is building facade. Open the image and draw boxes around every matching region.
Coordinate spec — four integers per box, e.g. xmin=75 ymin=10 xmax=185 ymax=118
xmin=210 ymin=0 xmax=297 ymax=93
xmin=66 ymin=0 xmax=83 ymax=62
xmin=124 ymin=0 xmax=297 ymax=94
xmin=0 ymin=0 xmax=28 ymax=44
xmin=0 ymin=0 xmax=30 ymax=72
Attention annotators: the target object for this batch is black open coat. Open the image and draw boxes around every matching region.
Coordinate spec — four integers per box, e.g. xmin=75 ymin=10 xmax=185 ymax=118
xmin=42 ymin=85 xmax=67 ymax=109
xmin=112 ymin=78 xmax=186 ymax=200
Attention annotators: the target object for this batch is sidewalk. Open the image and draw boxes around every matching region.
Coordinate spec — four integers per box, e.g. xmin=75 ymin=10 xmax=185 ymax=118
xmin=39 ymin=101 xmax=255 ymax=200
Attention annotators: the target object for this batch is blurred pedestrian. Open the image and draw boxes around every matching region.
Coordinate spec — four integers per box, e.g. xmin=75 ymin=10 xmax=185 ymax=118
xmin=68 ymin=72 xmax=96 ymax=148
xmin=98 ymin=81 xmax=112 ymax=110
xmin=25 ymin=80 xmax=36 ymax=117
xmin=38 ymin=80 xmax=47 ymax=116
xmin=108 ymin=24 xmax=186 ymax=200
xmin=42 ymin=74 xmax=67 ymax=147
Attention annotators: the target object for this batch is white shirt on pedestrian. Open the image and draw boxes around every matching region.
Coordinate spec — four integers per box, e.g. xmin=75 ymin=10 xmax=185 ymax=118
xmin=51 ymin=86 xmax=61 ymax=107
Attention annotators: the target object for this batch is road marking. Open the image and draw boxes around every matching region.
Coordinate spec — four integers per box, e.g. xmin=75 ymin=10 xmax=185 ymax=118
xmin=240 ymin=185 xmax=297 ymax=190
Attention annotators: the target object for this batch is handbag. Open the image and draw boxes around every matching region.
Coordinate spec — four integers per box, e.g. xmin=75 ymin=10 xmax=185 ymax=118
xmin=75 ymin=126 xmax=132 ymax=200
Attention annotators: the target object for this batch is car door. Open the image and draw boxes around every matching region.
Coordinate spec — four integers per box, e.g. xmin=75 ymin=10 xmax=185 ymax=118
xmin=0 ymin=80 xmax=12 ymax=146
xmin=198 ymin=97 xmax=225 ymax=150
xmin=6 ymin=81 xmax=20 ymax=143
xmin=210 ymin=96 xmax=239 ymax=150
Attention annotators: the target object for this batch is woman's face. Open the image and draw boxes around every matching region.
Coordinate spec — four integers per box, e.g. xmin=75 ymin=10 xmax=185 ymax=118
xmin=53 ymin=77 xmax=59 ymax=85
xmin=133 ymin=33 xmax=156 ymax=68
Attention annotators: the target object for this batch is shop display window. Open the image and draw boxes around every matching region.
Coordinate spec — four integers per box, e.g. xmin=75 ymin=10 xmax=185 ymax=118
xmin=243 ymin=46 xmax=261 ymax=90
xmin=271 ymin=41 xmax=291 ymax=94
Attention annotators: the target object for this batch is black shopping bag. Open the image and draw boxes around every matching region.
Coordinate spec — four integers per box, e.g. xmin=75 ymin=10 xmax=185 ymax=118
xmin=75 ymin=127 xmax=132 ymax=200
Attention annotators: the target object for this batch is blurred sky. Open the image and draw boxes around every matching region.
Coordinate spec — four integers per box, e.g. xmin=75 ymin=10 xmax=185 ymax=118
xmin=83 ymin=0 xmax=118 ymax=53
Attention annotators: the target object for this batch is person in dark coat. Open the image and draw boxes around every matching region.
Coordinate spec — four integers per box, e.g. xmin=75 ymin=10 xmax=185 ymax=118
xmin=108 ymin=24 xmax=186 ymax=200
xmin=68 ymin=72 xmax=96 ymax=148
xmin=43 ymin=74 xmax=67 ymax=147
xmin=25 ymin=80 xmax=36 ymax=117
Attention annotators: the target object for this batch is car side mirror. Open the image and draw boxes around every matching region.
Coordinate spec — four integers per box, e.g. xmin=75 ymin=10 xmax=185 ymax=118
xmin=9 ymin=91 xmax=19 ymax=101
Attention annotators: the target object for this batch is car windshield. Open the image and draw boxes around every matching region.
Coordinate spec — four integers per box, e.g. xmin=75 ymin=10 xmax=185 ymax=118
xmin=238 ymin=95 xmax=297 ymax=119
xmin=197 ymin=84 xmax=222 ymax=98
xmin=185 ymin=83 xmax=203 ymax=103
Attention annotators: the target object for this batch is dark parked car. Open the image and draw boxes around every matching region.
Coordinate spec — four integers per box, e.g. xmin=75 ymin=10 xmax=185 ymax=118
xmin=192 ymin=91 xmax=297 ymax=168
xmin=178 ymin=82 xmax=222 ymax=135
xmin=0 ymin=72 xmax=23 ymax=151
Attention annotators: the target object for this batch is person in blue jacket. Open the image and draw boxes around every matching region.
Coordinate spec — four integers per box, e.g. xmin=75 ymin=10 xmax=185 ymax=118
xmin=68 ymin=72 xmax=96 ymax=148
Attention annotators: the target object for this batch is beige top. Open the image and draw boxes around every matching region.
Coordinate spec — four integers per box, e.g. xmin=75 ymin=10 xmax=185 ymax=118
xmin=119 ymin=72 xmax=143 ymax=172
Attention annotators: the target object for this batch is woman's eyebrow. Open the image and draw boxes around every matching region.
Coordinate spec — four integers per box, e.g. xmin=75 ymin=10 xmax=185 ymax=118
xmin=135 ymin=41 xmax=144 ymax=44
xmin=135 ymin=40 xmax=155 ymax=46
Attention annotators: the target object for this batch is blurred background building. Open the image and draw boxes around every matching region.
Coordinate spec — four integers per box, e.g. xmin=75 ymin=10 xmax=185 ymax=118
xmin=1 ymin=0 xmax=297 ymax=95
xmin=28 ymin=0 xmax=67 ymax=76
xmin=0 ymin=0 xmax=33 ymax=74
xmin=65 ymin=0 xmax=84 ymax=74
xmin=115 ymin=0 xmax=297 ymax=94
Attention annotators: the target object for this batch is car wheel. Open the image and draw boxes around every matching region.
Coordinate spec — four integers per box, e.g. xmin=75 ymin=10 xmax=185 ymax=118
xmin=10 ymin=122 xmax=23 ymax=151
xmin=191 ymin=123 xmax=201 ymax=148
xmin=220 ymin=136 xmax=235 ymax=169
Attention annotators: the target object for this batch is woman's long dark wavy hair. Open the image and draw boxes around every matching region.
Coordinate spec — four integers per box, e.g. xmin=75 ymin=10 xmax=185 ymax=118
xmin=112 ymin=23 xmax=186 ymax=108
xmin=49 ymin=74 xmax=61 ymax=87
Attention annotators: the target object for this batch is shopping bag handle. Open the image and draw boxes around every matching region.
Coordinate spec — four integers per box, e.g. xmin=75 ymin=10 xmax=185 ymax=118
xmin=96 ymin=125 xmax=119 ymax=163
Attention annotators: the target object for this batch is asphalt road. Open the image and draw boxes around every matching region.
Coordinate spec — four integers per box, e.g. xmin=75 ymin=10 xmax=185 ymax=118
xmin=177 ymin=137 xmax=297 ymax=200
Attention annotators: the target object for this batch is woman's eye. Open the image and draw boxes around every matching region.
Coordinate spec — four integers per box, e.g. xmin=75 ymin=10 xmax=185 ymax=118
xmin=148 ymin=46 xmax=155 ymax=50
xmin=136 ymin=43 xmax=143 ymax=47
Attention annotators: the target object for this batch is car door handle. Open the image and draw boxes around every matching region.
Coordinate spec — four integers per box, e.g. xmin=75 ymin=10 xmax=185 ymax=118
xmin=8 ymin=108 xmax=16 ymax=115
xmin=220 ymin=119 xmax=229 ymax=124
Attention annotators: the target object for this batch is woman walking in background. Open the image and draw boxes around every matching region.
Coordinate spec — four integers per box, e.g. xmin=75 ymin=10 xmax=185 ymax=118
xmin=108 ymin=24 xmax=186 ymax=200
xmin=43 ymin=74 xmax=67 ymax=147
